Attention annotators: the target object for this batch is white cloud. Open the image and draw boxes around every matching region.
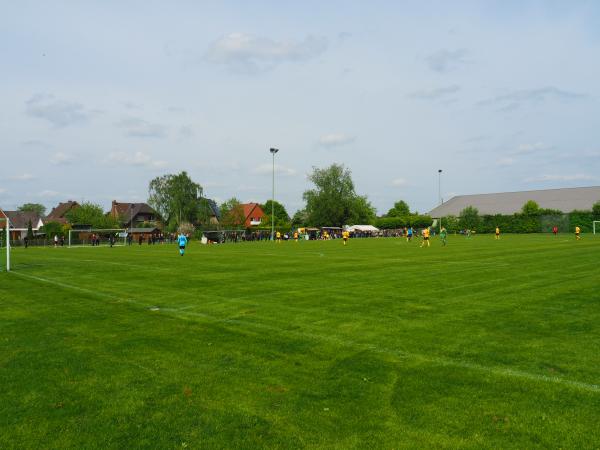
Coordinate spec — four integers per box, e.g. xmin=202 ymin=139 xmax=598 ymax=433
xmin=9 ymin=173 xmax=36 ymax=181
xmin=408 ymin=85 xmax=460 ymax=100
xmin=106 ymin=151 xmax=167 ymax=169
xmin=50 ymin=151 xmax=73 ymax=165
xmin=38 ymin=190 xmax=60 ymax=198
xmin=26 ymin=94 xmax=90 ymax=127
xmin=496 ymin=157 xmax=515 ymax=166
xmin=318 ymin=133 xmax=355 ymax=147
xmin=512 ymin=142 xmax=552 ymax=155
xmin=425 ymin=49 xmax=468 ymax=73
xmin=525 ymin=174 xmax=595 ymax=183
xmin=206 ymin=33 xmax=327 ymax=72
xmin=0 ymin=188 xmax=6 ymax=194
xmin=116 ymin=118 xmax=167 ymax=138
xmin=390 ymin=178 xmax=409 ymax=187
xmin=252 ymin=164 xmax=296 ymax=176
xmin=478 ymin=87 xmax=587 ymax=111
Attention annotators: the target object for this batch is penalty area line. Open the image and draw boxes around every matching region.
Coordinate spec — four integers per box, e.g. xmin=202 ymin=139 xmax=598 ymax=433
xmin=10 ymin=271 xmax=600 ymax=394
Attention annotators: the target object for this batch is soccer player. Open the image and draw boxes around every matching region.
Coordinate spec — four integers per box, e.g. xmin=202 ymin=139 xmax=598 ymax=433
xmin=407 ymin=227 xmax=413 ymax=242
xmin=495 ymin=226 xmax=500 ymax=240
xmin=342 ymin=230 xmax=350 ymax=246
xmin=420 ymin=227 xmax=430 ymax=247
xmin=552 ymin=225 xmax=558 ymax=236
xmin=276 ymin=231 xmax=282 ymax=243
xmin=575 ymin=226 xmax=581 ymax=240
xmin=440 ymin=227 xmax=447 ymax=246
xmin=178 ymin=233 xmax=188 ymax=256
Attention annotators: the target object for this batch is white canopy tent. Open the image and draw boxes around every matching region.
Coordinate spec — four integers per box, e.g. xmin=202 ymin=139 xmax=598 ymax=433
xmin=345 ymin=225 xmax=380 ymax=233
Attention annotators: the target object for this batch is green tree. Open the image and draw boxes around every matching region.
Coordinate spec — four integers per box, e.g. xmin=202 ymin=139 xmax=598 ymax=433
xmin=592 ymin=201 xmax=600 ymax=217
xmin=386 ymin=200 xmax=410 ymax=217
xmin=26 ymin=220 xmax=34 ymax=239
xmin=262 ymin=200 xmax=290 ymax=224
xmin=40 ymin=221 xmax=65 ymax=238
xmin=302 ymin=164 xmax=376 ymax=227
xmin=521 ymin=200 xmax=540 ymax=216
xmin=219 ymin=198 xmax=246 ymax=228
xmin=148 ymin=171 xmax=203 ymax=229
xmin=459 ymin=206 xmax=481 ymax=230
xmin=18 ymin=203 xmax=46 ymax=216
xmin=291 ymin=209 xmax=308 ymax=227
xmin=66 ymin=202 xmax=119 ymax=228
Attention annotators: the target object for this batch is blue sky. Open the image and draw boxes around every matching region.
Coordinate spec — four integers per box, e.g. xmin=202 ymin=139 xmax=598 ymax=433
xmin=2 ymin=1 xmax=599 ymax=215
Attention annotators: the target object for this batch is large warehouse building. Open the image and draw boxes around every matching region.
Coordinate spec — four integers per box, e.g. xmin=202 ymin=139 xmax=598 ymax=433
xmin=428 ymin=186 xmax=600 ymax=217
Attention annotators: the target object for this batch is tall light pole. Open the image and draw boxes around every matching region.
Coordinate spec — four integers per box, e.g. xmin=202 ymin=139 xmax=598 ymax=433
xmin=438 ymin=169 xmax=443 ymax=232
xmin=270 ymin=147 xmax=279 ymax=241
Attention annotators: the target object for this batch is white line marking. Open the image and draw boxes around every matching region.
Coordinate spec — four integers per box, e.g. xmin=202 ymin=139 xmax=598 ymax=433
xmin=11 ymin=271 xmax=600 ymax=394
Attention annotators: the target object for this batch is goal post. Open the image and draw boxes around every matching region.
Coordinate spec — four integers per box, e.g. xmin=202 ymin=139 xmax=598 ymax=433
xmin=0 ymin=217 xmax=10 ymax=272
xmin=593 ymin=221 xmax=600 ymax=235
xmin=68 ymin=228 xmax=127 ymax=247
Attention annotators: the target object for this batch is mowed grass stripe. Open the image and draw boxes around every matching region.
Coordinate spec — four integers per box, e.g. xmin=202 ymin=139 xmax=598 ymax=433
xmin=9 ymin=262 xmax=600 ymax=394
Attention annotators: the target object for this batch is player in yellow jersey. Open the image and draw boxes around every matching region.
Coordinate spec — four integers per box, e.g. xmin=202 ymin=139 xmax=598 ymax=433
xmin=276 ymin=231 xmax=282 ymax=243
xmin=342 ymin=230 xmax=350 ymax=245
xmin=575 ymin=226 xmax=581 ymax=240
xmin=420 ymin=227 xmax=430 ymax=247
xmin=495 ymin=227 xmax=500 ymax=240
xmin=293 ymin=231 xmax=299 ymax=242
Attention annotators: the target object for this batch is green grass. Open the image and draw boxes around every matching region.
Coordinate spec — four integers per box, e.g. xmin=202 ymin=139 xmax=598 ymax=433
xmin=1 ymin=234 xmax=599 ymax=449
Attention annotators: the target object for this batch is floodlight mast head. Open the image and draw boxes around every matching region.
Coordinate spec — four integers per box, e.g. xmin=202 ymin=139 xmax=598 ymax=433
xmin=270 ymin=147 xmax=279 ymax=154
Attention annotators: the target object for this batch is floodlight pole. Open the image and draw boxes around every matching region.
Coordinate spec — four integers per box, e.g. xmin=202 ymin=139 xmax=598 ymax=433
xmin=270 ymin=147 xmax=279 ymax=241
xmin=438 ymin=169 xmax=443 ymax=232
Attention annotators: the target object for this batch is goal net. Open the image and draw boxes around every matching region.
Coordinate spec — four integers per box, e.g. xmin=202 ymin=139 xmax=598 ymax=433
xmin=594 ymin=221 xmax=600 ymax=235
xmin=68 ymin=229 xmax=127 ymax=247
xmin=0 ymin=217 xmax=9 ymax=271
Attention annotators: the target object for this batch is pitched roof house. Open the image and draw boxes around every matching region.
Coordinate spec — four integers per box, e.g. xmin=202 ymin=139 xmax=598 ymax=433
xmin=109 ymin=200 xmax=159 ymax=227
xmin=46 ymin=200 xmax=79 ymax=224
xmin=0 ymin=210 xmax=45 ymax=240
xmin=241 ymin=203 xmax=266 ymax=227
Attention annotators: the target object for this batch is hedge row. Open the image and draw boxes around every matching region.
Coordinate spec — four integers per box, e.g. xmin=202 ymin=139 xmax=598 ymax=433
xmin=440 ymin=212 xmax=598 ymax=234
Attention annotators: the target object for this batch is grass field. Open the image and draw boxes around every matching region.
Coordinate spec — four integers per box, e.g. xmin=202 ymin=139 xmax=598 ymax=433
xmin=1 ymin=234 xmax=599 ymax=449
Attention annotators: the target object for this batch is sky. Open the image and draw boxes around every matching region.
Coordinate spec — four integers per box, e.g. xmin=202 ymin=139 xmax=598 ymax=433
xmin=2 ymin=1 xmax=600 ymax=216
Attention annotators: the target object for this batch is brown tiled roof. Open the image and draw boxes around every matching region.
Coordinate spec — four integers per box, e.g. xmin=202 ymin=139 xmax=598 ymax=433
xmin=1 ymin=211 xmax=43 ymax=229
xmin=47 ymin=201 xmax=79 ymax=219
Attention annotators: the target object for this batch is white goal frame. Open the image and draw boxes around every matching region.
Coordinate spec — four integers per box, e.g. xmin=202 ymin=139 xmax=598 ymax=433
xmin=594 ymin=221 xmax=600 ymax=235
xmin=68 ymin=228 xmax=127 ymax=248
xmin=0 ymin=217 xmax=9 ymax=271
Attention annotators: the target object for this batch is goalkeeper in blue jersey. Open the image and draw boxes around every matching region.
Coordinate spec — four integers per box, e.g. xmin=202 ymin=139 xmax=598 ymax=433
xmin=177 ymin=233 xmax=188 ymax=256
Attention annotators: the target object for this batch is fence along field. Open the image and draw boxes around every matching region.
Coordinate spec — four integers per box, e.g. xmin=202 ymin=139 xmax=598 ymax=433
xmin=1 ymin=234 xmax=599 ymax=448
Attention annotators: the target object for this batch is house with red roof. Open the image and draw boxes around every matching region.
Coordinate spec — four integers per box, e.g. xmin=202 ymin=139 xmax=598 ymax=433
xmin=241 ymin=203 xmax=266 ymax=227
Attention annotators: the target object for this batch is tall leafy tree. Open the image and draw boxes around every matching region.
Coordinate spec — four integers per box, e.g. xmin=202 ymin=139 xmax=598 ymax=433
xmin=303 ymin=164 xmax=376 ymax=227
xmin=386 ymin=200 xmax=410 ymax=217
xmin=66 ymin=202 xmax=119 ymax=228
xmin=261 ymin=200 xmax=290 ymax=224
xmin=521 ymin=200 xmax=540 ymax=216
xmin=458 ymin=206 xmax=481 ymax=230
xmin=592 ymin=200 xmax=600 ymax=217
xmin=219 ymin=198 xmax=246 ymax=228
xmin=148 ymin=171 xmax=203 ymax=228
xmin=18 ymin=203 xmax=46 ymax=216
